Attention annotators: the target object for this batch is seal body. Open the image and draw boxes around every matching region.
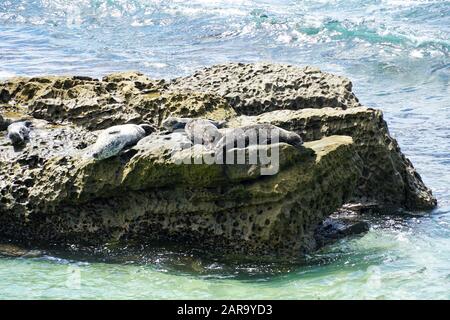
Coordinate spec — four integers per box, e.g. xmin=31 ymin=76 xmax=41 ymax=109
xmin=90 ymin=124 xmax=154 ymax=160
xmin=7 ymin=120 xmax=32 ymax=145
xmin=161 ymin=117 xmax=226 ymax=133
xmin=185 ymin=119 xmax=222 ymax=148
xmin=215 ymin=124 xmax=303 ymax=151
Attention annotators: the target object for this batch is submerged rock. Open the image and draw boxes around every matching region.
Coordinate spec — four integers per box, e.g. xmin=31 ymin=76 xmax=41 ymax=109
xmin=0 ymin=63 xmax=437 ymax=257
xmin=0 ymin=243 xmax=43 ymax=258
xmin=314 ymin=211 xmax=370 ymax=247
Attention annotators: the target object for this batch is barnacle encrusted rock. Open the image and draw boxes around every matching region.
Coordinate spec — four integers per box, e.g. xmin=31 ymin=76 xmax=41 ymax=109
xmin=0 ymin=63 xmax=437 ymax=256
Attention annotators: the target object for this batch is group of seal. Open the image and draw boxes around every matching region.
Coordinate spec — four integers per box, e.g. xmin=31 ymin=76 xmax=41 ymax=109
xmin=3 ymin=114 xmax=301 ymax=162
xmin=92 ymin=116 xmax=290 ymax=161
xmin=162 ymin=116 xmax=303 ymax=152
xmin=2 ymin=118 xmax=155 ymax=160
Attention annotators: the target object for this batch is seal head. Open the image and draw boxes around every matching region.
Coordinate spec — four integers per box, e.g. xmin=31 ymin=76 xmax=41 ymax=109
xmin=7 ymin=120 xmax=32 ymax=146
xmin=161 ymin=117 xmax=188 ymax=132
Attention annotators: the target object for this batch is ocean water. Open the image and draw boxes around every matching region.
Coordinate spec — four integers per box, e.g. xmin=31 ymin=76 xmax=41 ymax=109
xmin=0 ymin=0 xmax=449 ymax=299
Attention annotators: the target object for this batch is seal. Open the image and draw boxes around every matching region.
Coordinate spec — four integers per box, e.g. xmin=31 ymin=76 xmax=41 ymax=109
xmin=7 ymin=120 xmax=32 ymax=146
xmin=161 ymin=117 xmax=226 ymax=133
xmin=215 ymin=123 xmax=303 ymax=152
xmin=184 ymin=118 xmax=223 ymax=148
xmin=89 ymin=123 xmax=155 ymax=160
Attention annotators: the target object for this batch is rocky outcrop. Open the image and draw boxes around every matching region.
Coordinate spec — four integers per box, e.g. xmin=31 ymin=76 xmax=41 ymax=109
xmin=0 ymin=63 xmax=437 ymax=256
xmin=227 ymin=107 xmax=436 ymax=210
xmin=170 ymin=63 xmax=435 ymax=211
xmin=0 ymin=133 xmax=362 ymax=255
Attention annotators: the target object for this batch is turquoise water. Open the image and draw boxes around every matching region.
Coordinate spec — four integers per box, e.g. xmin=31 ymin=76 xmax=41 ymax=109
xmin=0 ymin=0 xmax=449 ymax=299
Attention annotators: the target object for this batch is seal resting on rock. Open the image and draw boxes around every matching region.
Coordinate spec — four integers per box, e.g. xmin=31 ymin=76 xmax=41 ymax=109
xmin=184 ymin=118 xmax=223 ymax=148
xmin=7 ymin=120 xmax=32 ymax=146
xmin=161 ymin=117 xmax=226 ymax=133
xmin=89 ymin=123 xmax=155 ymax=160
xmin=215 ymin=123 xmax=303 ymax=151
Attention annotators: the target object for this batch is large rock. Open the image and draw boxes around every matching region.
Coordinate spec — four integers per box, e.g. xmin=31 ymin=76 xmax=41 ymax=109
xmin=0 ymin=63 xmax=437 ymax=256
xmin=0 ymin=132 xmax=362 ymax=255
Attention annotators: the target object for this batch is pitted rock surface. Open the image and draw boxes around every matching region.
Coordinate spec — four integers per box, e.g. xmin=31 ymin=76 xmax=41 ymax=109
xmin=0 ymin=133 xmax=363 ymax=255
xmin=170 ymin=62 xmax=361 ymax=115
xmin=0 ymin=72 xmax=235 ymax=130
xmin=227 ymin=107 xmax=436 ymax=210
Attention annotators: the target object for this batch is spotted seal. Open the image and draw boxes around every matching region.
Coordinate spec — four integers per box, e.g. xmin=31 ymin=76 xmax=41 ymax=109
xmin=89 ymin=123 xmax=155 ymax=160
xmin=7 ymin=120 xmax=32 ymax=146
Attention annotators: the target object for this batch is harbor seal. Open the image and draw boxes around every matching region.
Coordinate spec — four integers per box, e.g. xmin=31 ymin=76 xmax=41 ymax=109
xmin=7 ymin=120 xmax=32 ymax=146
xmin=89 ymin=123 xmax=155 ymax=160
xmin=184 ymin=118 xmax=223 ymax=148
xmin=161 ymin=117 xmax=226 ymax=133
xmin=215 ymin=123 xmax=303 ymax=154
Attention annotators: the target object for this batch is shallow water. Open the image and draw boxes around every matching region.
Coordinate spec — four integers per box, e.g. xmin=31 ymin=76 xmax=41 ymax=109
xmin=0 ymin=0 xmax=449 ymax=299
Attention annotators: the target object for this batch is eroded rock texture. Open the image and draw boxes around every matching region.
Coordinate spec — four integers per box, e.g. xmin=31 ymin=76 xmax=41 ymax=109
xmin=228 ymin=107 xmax=436 ymax=210
xmin=0 ymin=133 xmax=361 ymax=255
xmin=0 ymin=63 xmax=436 ymax=256
xmin=0 ymin=72 xmax=235 ymax=130
xmin=170 ymin=62 xmax=361 ymax=115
